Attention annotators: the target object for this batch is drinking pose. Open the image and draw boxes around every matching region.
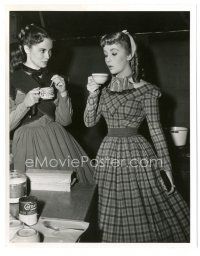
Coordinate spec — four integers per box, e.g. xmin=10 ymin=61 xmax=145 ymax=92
xmin=84 ymin=30 xmax=189 ymax=242
xmin=10 ymin=24 xmax=94 ymax=184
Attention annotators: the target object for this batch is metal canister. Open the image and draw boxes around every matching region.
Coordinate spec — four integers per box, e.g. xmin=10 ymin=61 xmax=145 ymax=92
xmin=10 ymin=171 xmax=27 ymax=203
xmin=19 ymin=196 xmax=38 ymax=226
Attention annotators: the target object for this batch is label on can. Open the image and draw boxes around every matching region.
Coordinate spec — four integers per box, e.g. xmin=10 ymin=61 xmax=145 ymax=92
xmin=19 ymin=196 xmax=37 ymax=215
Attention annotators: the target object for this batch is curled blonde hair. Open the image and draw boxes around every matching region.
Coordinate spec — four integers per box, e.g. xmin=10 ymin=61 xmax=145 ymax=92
xmin=100 ymin=31 xmax=141 ymax=82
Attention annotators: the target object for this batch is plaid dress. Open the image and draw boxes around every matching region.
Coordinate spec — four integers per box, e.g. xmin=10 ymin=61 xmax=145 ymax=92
xmin=84 ymin=80 xmax=190 ymax=242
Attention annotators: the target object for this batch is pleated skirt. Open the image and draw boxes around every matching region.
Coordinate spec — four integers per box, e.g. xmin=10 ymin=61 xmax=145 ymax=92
xmin=94 ymin=134 xmax=190 ymax=242
xmin=12 ymin=117 xmax=94 ymax=184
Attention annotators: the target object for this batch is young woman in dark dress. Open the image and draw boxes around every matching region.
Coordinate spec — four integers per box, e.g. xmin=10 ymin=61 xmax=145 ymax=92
xmin=10 ymin=24 xmax=94 ymax=184
xmin=84 ymin=30 xmax=190 ymax=242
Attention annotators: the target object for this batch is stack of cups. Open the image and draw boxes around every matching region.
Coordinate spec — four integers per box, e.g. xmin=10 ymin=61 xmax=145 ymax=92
xmin=9 ymin=172 xmax=40 ymax=242
xmin=10 ymin=171 xmax=27 ymax=203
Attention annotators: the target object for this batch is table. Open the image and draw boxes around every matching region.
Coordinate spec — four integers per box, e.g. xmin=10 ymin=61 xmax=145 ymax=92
xmin=32 ymin=184 xmax=97 ymax=220
xmin=10 ymin=183 xmax=98 ymax=242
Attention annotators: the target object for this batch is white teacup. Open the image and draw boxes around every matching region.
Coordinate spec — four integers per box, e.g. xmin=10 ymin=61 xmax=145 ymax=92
xmin=40 ymin=87 xmax=54 ymax=99
xmin=92 ymin=73 xmax=109 ymax=84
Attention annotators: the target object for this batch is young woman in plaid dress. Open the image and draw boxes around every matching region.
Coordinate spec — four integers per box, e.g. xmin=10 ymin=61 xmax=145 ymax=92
xmin=84 ymin=30 xmax=189 ymax=242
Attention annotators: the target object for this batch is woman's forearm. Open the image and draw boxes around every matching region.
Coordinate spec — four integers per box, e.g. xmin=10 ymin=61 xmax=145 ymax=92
xmin=143 ymin=95 xmax=172 ymax=172
xmin=10 ymin=100 xmax=30 ymax=130
xmin=84 ymin=90 xmax=102 ymax=127
xmin=55 ymin=91 xmax=73 ymax=126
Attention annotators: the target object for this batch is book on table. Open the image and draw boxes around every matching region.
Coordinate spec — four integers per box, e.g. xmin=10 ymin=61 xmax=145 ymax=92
xmin=26 ymin=169 xmax=76 ymax=192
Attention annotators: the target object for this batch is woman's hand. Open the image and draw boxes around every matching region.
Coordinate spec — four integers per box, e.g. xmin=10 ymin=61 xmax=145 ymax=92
xmin=166 ymin=185 xmax=176 ymax=195
xmin=165 ymin=170 xmax=176 ymax=195
xmin=51 ymin=75 xmax=66 ymax=93
xmin=23 ymin=88 xmax=40 ymax=108
xmin=87 ymin=76 xmax=101 ymax=94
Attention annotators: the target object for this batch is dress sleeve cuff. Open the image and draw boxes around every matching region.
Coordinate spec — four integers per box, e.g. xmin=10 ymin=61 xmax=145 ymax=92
xmin=60 ymin=91 xmax=68 ymax=97
xmin=89 ymin=89 xmax=100 ymax=97
xmin=20 ymin=101 xmax=30 ymax=113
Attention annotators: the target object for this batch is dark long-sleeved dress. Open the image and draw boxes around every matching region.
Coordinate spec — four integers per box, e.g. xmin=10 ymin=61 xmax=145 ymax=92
xmin=10 ymin=67 xmax=94 ymax=184
xmin=84 ymin=78 xmax=189 ymax=242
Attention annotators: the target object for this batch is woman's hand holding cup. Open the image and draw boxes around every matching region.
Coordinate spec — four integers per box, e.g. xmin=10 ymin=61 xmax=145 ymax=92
xmin=51 ymin=75 xmax=66 ymax=93
xmin=87 ymin=76 xmax=101 ymax=94
xmin=24 ymin=88 xmax=40 ymax=108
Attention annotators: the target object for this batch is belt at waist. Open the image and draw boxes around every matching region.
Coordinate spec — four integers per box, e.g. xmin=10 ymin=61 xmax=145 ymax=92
xmin=107 ymin=128 xmax=138 ymax=137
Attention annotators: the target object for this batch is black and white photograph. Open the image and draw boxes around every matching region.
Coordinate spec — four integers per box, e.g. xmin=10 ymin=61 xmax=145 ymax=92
xmin=1 ymin=0 xmax=199 ymax=254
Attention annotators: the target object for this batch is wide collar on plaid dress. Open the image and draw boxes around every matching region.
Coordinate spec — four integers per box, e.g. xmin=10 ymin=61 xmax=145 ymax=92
xmin=103 ymin=76 xmax=158 ymax=115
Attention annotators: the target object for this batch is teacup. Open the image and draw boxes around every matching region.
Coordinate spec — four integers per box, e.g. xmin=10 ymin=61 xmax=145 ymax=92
xmin=40 ymin=87 xmax=54 ymax=99
xmin=92 ymin=73 xmax=109 ymax=84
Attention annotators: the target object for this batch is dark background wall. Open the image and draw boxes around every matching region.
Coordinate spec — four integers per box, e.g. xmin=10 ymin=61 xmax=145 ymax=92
xmin=10 ymin=11 xmax=190 ymax=159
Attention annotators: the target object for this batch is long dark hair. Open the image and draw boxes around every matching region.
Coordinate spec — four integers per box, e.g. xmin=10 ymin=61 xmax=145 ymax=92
xmin=100 ymin=31 xmax=141 ymax=82
xmin=10 ymin=24 xmax=52 ymax=72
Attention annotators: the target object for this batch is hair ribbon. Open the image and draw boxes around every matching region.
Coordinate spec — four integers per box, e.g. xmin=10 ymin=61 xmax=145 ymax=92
xmin=122 ymin=30 xmax=136 ymax=59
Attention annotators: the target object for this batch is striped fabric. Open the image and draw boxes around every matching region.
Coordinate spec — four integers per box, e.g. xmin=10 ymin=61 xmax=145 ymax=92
xmin=84 ymin=82 xmax=190 ymax=242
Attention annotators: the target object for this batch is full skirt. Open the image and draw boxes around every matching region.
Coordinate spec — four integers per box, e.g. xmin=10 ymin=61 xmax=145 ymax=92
xmin=94 ymin=134 xmax=190 ymax=242
xmin=12 ymin=118 xmax=94 ymax=184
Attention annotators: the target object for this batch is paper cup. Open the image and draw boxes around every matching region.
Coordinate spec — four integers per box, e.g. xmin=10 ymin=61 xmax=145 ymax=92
xmin=170 ymin=126 xmax=188 ymax=146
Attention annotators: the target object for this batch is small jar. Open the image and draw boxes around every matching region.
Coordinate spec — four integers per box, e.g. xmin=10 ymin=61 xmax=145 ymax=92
xmin=10 ymin=171 xmax=27 ymax=203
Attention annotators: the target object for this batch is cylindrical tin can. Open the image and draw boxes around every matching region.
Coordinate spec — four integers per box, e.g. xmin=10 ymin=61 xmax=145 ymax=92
xmin=19 ymin=196 xmax=38 ymax=226
xmin=11 ymin=227 xmax=40 ymax=243
xmin=10 ymin=171 xmax=27 ymax=203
